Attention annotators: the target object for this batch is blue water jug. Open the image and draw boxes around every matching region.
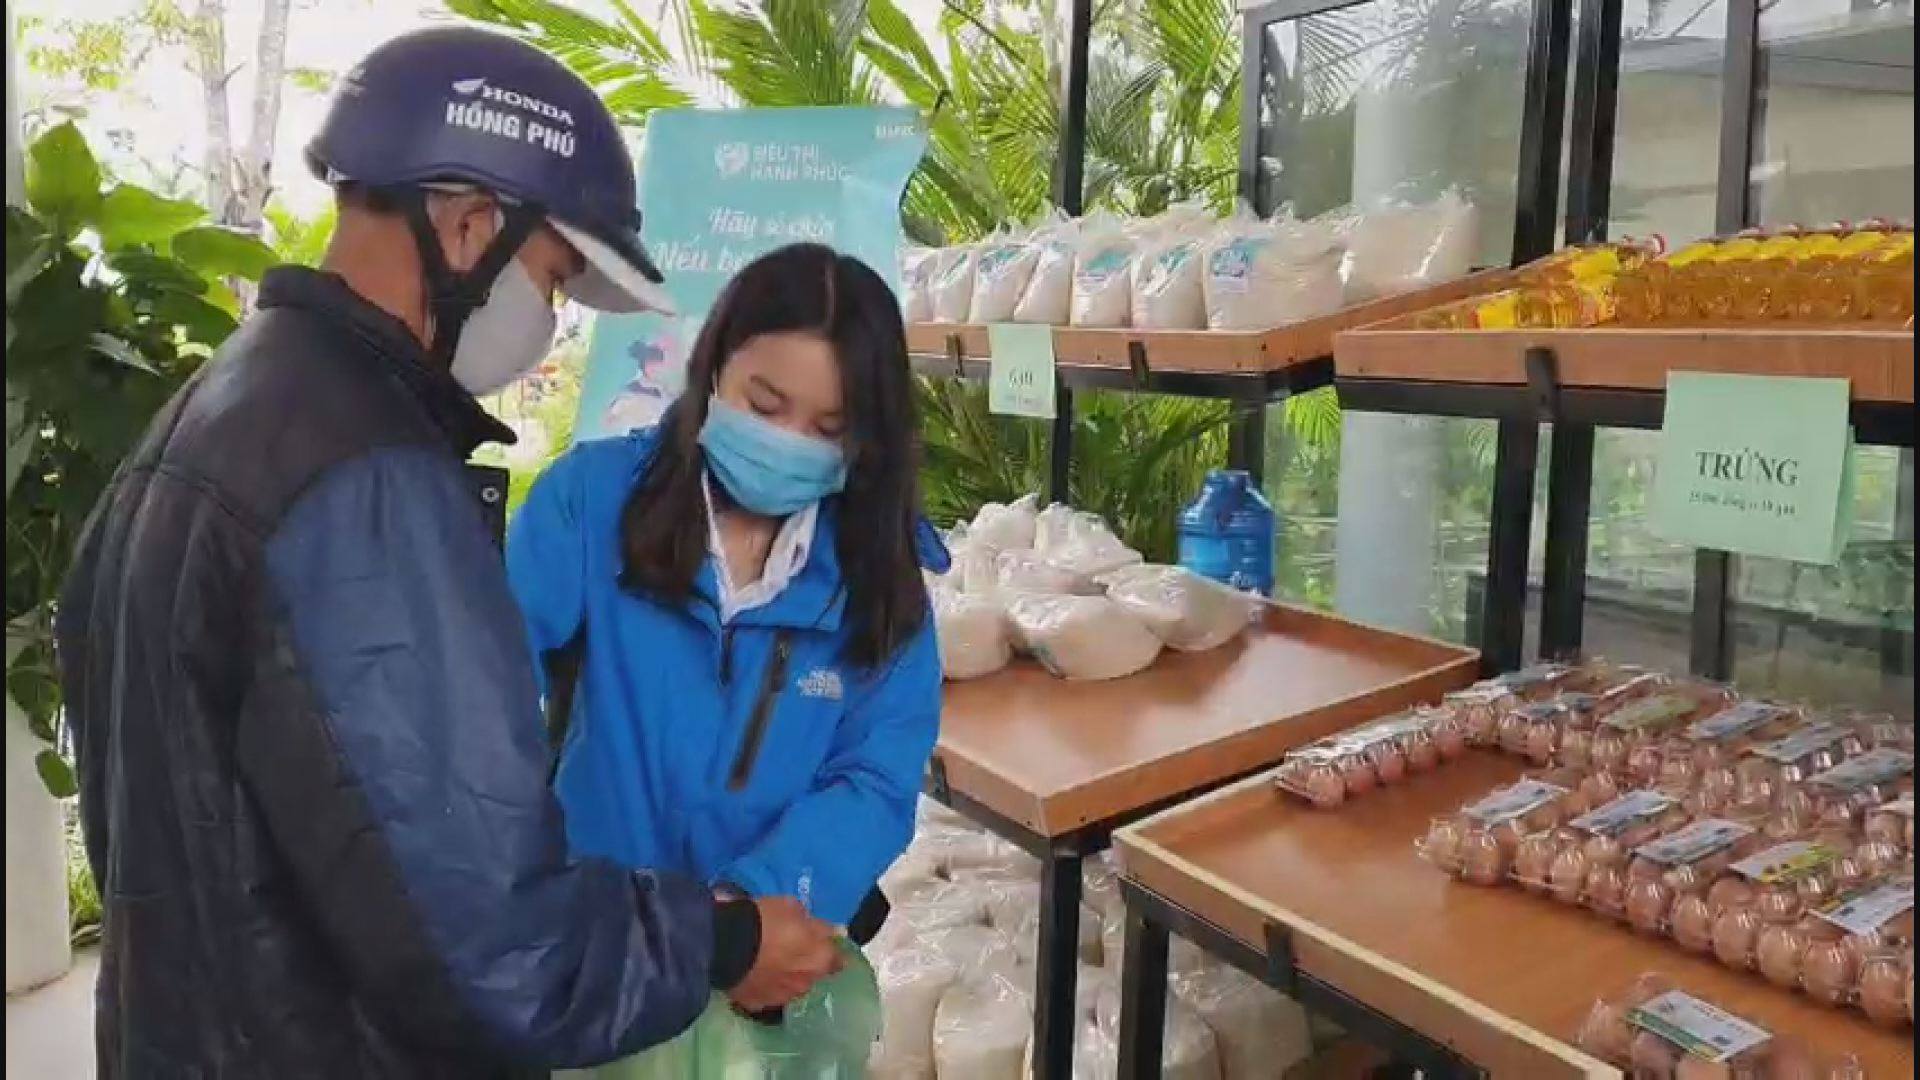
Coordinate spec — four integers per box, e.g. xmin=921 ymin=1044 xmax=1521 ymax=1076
xmin=1178 ymin=470 xmax=1275 ymax=597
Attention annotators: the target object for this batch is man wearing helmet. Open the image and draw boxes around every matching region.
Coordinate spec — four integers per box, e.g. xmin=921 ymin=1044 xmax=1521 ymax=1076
xmin=55 ymin=28 xmax=839 ymax=1078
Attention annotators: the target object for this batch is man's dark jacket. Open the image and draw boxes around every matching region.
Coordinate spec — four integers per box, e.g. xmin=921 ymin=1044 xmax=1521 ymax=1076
xmin=56 ymin=267 xmax=755 ymax=1078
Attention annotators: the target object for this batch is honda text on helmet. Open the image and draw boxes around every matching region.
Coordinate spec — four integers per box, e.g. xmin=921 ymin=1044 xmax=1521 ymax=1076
xmin=306 ymin=26 xmax=674 ymax=395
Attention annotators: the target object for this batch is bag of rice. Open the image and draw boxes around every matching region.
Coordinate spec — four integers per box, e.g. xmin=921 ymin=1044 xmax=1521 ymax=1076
xmin=933 ymin=971 xmax=1033 ymax=1080
xmin=968 ymin=493 xmax=1041 ymax=551
xmin=1202 ymin=210 xmax=1345 ymax=331
xmin=1032 ymin=502 xmax=1077 ymax=556
xmin=1172 ymin=965 xmax=1312 ymax=1080
xmin=1130 ymin=204 xmax=1214 ymax=329
xmin=1076 ymin=981 xmax=1222 ymax=1080
xmin=1343 ymin=187 xmax=1480 ymax=302
xmin=994 ymin=550 xmax=1091 ymax=602
xmin=1099 ymin=564 xmax=1259 ymax=652
xmin=1014 ymin=216 xmax=1078 ymax=325
xmin=1070 ymin=212 xmax=1138 ymax=328
xmin=1042 ymin=512 xmax=1143 ymax=586
xmin=1006 ymin=595 xmax=1162 ymax=681
xmin=970 ymin=234 xmax=1042 ymax=323
xmin=932 ymin=589 xmax=1011 ymax=681
xmin=900 ymin=246 xmax=937 ymax=322
xmin=870 ymin=947 xmax=962 ymax=1080
xmin=929 ymin=246 xmax=978 ymax=323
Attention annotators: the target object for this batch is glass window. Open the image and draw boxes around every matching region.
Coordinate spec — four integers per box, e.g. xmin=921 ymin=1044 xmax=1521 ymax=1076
xmin=1751 ymin=1 xmax=1916 ymax=225
xmin=1612 ymin=0 xmax=1733 ymax=243
xmin=1252 ymin=0 xmax=1537 ymax=264
xmin=1730 ymin=1 xmax=1915 ymax=716
xmin=1251 ymin=0 xmax=1543 ymax=642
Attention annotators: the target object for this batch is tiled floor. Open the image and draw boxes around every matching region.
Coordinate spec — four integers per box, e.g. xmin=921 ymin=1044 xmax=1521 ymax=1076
xmin=6 ymin=950 xmax=96 ymax=1080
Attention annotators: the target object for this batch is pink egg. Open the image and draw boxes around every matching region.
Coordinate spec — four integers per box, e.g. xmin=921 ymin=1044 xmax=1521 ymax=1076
xmin=1549 ymin=846 xmax=1590 ymax=904
xmin=1803 ymin=940 xmax=1858 ymax=1005
xmin=1306 ymin=765 xmax=1347 ymax=809
xmin=1433 ymin=719 xmax=1467 ymax=760
xmin=1371 ymin=746 xmax=1408 ymax=785
xmin=1339 ymin=757 xmax=1378 ymax=797
xmin=1758 ymin=923 xmax=1810 ymax=988
xmin=1404 ymin=733 xmax=1439 ymax=772
xmin=1671 ymin=894 xmax=1714 ymax=952
xmin=1626 ymin=878 xmax=1676 ymax=934
xmin=1461 ymin=831 xmax=1510 ymax=886
xmin=1586 ymin=863 xmax=1628 ymax=916
xmin=1421 ymin=818 xmax=1464 ymax=868
xmin=1858 ymin=956 xmax=1908 ymax=1026
xmin=1713 ymin=906 xmax=1762 ymax=968
xmin=1559 ymin=728 xmax=1593 ymax=769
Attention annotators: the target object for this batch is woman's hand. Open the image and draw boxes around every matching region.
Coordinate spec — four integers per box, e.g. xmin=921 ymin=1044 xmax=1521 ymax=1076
xmin=728 ymin=896 xmax=844 ymax=1012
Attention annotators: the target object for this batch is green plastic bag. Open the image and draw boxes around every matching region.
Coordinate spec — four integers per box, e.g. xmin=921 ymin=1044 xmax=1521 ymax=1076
xmin=563 ymin=939 xmax=880 ymax=1080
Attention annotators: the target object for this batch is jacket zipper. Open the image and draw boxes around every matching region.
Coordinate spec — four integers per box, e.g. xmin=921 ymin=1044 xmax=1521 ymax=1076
xmin=728 ymin=633 xmax=792 ymax=791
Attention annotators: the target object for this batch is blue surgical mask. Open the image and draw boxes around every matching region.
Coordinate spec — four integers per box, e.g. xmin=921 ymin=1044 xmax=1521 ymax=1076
xmin=699 ymin=396 xmax=848 ymax=517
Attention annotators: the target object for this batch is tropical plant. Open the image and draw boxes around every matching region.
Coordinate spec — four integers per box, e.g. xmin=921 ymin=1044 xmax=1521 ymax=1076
xmin=6 ymin=121 xmax=276 ymax=798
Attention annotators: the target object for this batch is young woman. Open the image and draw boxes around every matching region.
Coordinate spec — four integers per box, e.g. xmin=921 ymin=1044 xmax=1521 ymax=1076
xmin=506 ymin=244 xmax=943 ymax=961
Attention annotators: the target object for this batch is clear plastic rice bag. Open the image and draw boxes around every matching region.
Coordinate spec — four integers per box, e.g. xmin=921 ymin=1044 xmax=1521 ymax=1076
xmin=1099 ymin=564 xmax=1259 ymax=652
xmin=970 ymin=230 xmax=1043 ymax=324
xmin=1341 ymin=187 xmax=1479 ymax=303
xmin=933 ymin=969 xmax=1033 ymax=1080
xmin=1015 ymin=215 xmax=1078 ymax=325
xmin=1071 ymin=212 xmax=1139 ymax=328
xmin=1042 ymin=511 xmax=1143 ymax=586
xmin=1130 ymin=206 xmax=1214 ymax=330
xmin=1006 ymin=595 xmax=1163 ymax=681
xmin=901 ymin=246 xmax=937 ymax=323
xmin=1202 ymin=208 xmax=1346 ymax=331
xmin=969 ymin=493 xmax=1041 ymax=551
xmin=932 ymin=589 xmax=1011 ymax=681
xmin=929 ymin=245 xmax=978 ymax=323
xmin=1074 ymin=979 xmax=1222 ymax=1080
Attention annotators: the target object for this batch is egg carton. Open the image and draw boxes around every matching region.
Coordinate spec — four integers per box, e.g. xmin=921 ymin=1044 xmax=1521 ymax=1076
xmin=1416 ymin=767 xmax=1594 ymax=885
xmin=1865 ymin=795 xmax=1915 ymax=855
xmin=1703 ymin=864 xmax=1914 ymax=1028
xmin=1272 ymin=707 xmax=1466 ymax=809
xmin=1574 ymin=973 xmax=1866 ymax=1079
xmin=1511 ymin=788 xmax=1695 ymax=906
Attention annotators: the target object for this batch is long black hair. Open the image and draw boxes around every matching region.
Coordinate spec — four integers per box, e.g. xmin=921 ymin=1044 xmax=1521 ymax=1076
xmin=617 ymin=243 xmax=927 ymax=669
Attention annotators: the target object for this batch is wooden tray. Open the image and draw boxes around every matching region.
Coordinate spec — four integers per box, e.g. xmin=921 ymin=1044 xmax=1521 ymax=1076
xmin=1335 ymin=323 xmax=1916 ymax=404
xmin=906 ymin=270 xmax=1512 ymax=376
xmin=933 ymin=603 xmax=1478 ymax=837
xmin=1117 ymin=755 xmax=1915 ymax=1079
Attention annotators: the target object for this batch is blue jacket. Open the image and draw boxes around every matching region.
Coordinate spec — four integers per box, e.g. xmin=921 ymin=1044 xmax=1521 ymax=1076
xmin=54 ymin=269 xmax=724 ymax=1078
xmin=507 ymin=431 xmax=944 ymax=926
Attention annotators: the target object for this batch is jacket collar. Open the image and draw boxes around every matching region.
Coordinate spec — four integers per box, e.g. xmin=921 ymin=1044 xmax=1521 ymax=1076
xmin=256 ymin=267 xmax=515 ymax=458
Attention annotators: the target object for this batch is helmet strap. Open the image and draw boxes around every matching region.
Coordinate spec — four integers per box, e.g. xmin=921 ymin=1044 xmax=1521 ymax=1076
xmin=396 ymin=187 xmax=543 ymax=366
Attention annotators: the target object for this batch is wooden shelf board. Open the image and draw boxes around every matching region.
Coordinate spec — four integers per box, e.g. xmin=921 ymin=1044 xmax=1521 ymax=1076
xmin=933 ymin=603 xmax=1478 ymax=837
xmin=1116 ymin=756 xmax=1915 ymax=1080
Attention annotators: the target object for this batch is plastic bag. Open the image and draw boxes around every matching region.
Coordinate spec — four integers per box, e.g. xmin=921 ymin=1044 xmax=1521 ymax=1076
xmin=1074 ymin=980 xmax=1222 ymax=1080
xmin=929 ymin=246 xmax=978 ymax=323
xmin=1042 ymin=512 xmax=1144 ymax=585
xmin=575 ymin=938 xmax=879 ymax=1080
xmin=1006 ymin=595 xmax=1163 ymax=681
xmin=1203 ymin=209 xmax=1345 ymax=331
xmin=969 ymin=494 xmax=1041 ymax=551
xmin=933 ymin=970 xmax=1033 ymax=1080
xmin=1033 ymin=502 xmax=1077 ymax=556
xmin=901 ymin=246 xmax=937 ymax=323
xmin=1130 ymin=207 xmax=1213 ymax=329
xmin=1070 ymin=213 xmax=1138 ymax=328
xmin=982 ymin=878 xmax=1105 ymax=967
xmin=871 ymin=946 xmax=963 ymax=1080
xmin=1015 ymin=214 xmax=1078 ymax=325
xmin=933 ymin=589 xmax=1012 ymax=681
xmin=1172 ymin=964 xmax=1312 ymax=1080
xmin=1099 ymin=564 xmax=1258 ymax=652
xmin=995 ymin=550 xmax=1095 ymax=602
xmin=970 ymin=234 xmax=1042 ymax=323
xmin=1342 ymin=188 xmax=1479 ymax=303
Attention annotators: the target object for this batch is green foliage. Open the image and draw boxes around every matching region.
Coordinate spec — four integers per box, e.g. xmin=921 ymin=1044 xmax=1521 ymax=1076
xmin=67 ymin=815 xmax=103 ymax=948
xmin=265 ymin=202 xmax=339 ymax=268
xmin=6 ymin=123 xmax=265 ymax=797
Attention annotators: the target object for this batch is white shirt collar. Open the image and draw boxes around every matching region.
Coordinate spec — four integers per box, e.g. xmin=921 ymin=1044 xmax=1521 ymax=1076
xmin=702 ymin=474 xmax=820 ymax=624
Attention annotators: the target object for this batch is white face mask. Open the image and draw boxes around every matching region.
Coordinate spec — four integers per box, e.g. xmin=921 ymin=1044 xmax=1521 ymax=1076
xmin=448 ymin=258 xmax=556 ymax=397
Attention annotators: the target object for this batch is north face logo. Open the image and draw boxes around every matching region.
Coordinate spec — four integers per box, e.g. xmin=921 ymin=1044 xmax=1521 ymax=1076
xmin=797 ymin=669 xmax=844 ymax=702
xmin=451 ymin=78 xmax=576 ymax=127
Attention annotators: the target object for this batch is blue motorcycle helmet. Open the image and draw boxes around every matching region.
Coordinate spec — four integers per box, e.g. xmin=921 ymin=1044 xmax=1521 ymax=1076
xmin=307 ymin=27 xmax=672 ymax=358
